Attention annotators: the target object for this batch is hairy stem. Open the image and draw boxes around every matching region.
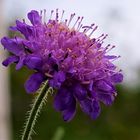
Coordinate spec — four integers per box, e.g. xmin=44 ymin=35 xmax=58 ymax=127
xmin=22 ymin=81 xmax=51 ymax=140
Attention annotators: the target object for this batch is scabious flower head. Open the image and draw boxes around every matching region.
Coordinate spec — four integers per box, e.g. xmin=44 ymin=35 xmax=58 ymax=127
xmin=1 ymin=9 xmax=123 ymax=121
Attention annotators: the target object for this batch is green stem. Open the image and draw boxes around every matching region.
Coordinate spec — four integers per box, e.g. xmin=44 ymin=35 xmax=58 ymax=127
xmin=22 ymin=81 xmax=51 ymax=140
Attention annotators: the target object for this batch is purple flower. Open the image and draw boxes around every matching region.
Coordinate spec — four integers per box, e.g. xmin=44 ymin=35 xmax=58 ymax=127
xmin=1 ymin=9 xmax=123 ymax=121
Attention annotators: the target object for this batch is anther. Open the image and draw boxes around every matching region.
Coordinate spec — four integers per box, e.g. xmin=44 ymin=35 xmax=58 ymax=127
xmin=22 ymin=19 xmax=25 ymax=23
xmin=64 ymin=19 xmax=68 ymax=25
xmin=55 ymin=8 xmax=59 ymax=21
xmin=50 ymin=10 xmax=54 ymax=19
xmin=40 ymin=10 xmax=43 ymax=16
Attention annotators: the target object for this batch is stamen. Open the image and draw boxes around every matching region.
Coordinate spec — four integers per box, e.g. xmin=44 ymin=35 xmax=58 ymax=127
xmin=43 ymin=9 xmax=46 ymax=23
xmin=60 ymin=10 xmax=65 ymax=22
xmin=106 ymin=44 xmax=111 ymax=48
xmin=99 ymin=34 xmax=108 ymax=42
xmin=82 ymin=23 xmax=95 ymax=33
xmin=22 ymin=19 xmax=25 ymax=23
xmin=82 ymin=25 xmax=93 ymax=29
xmin=77 ymin=24 xmax=83 ymax=31
xmin=106 ymin=45 xmax=115 ymax=53
xmin=77 ymin=16 xmax=84 ymax=30
xmin=50 ymin=10 xmax=54 ymax=19
xmin=102 ymin=44 xmax=111 ymax=52
xmin=111 ymin=55 xmax=121 ymax=62
xmin=83 ymin=29 xmax=87 ymax=33
xmin=89 ymin=26 xmax=98 ymax=37
xmin=93 ymin=44 xmax=111 ymax=58
xmin=119 ymin=69 xmax=122 ymax=72
xmin=55 ymin=8 xmax=59 ymax=21
xmin=45 ymin=73 xmax=53 ymax=78
xmin=72 ymin=16 xmax=80 ymax=29
xmin=40 ymin=10 xmax=43 ymax=16
xmin=82 ymin=81 xmax=90 ymax=84
xmin=96 ymin=34 xmax=104 ymax=40
xmin=64 ymin=19 xmax=68 ymax=25
xmin=83 ymin=23 xmax=94 ymax=29
xmin=68 ymin=13 xmax=75 ymax=26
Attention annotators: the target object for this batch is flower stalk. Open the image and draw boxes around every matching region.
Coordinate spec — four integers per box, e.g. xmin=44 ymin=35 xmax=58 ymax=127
xmin=22 ymin=81 xmax=51 ymax=140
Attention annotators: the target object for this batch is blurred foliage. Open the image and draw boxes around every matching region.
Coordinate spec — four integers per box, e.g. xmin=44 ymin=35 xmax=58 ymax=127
xmin=10 ymin=65 xmax=140 ymax=140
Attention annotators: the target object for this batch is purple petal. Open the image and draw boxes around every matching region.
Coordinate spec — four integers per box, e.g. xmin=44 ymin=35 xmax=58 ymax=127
xmin=54 ymin=88 xmax=74 ymax=111
xmin=24 ymin=56 xmax=42 ymax=70
xmin=16 ymin=20 xmax=34 ymax=39
xmin=88 ymin=81 xmax=93 ymax=91
xmin=47 ymin=57 xmax=58 ymax=68
xmin=23 ymin=41 xmax=40 ymax=52
xmin=49 ymin=71 xmax=65 ymax=88
xmin=97 ymin=92 xmax=115 ymax=106
xmin=80 ymin=98 xmax=101 ymax=119
xmin=2 ymin=56 xmax=18 ymax=66
xmin=97 ymin=43 xmax=101 ymax=48
xmin=107 ymin=63 xmax=116 ymax=70
xmin=9 ymin=26 xmax=18 ymax=31
xmin=15 ymin=56 xmax=25 ymax=70
xmin=91 ymin=70 xmax=105 ymax=79
xmin=90 ymin=100 xmax=100 ymax=119
xmin=1 ymin=37 xmax=24 ymax=55
xmin=24 ymin=73 xmax=45 ymax=93
xmin=111 ymin=73 xmax=123 ymax=83
xmin=73 ymin=84 xmax=87 ymax=100
xmin=14 ymin=37 xmax=25 ymax=44
xmin=62 ymin=99 xmax=76 ymax=122
xmin=28 ymin=10 xmax=41 ymax=25
xmin=55 ymin=71 xmax=66 ymax=82
xmin=49 ymin=79 xmax=61 ymax=89
xmin=96 ymin=80 xmax=114 ymax=92
xmin=80 ymin=99 xmax=92 ymax=115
